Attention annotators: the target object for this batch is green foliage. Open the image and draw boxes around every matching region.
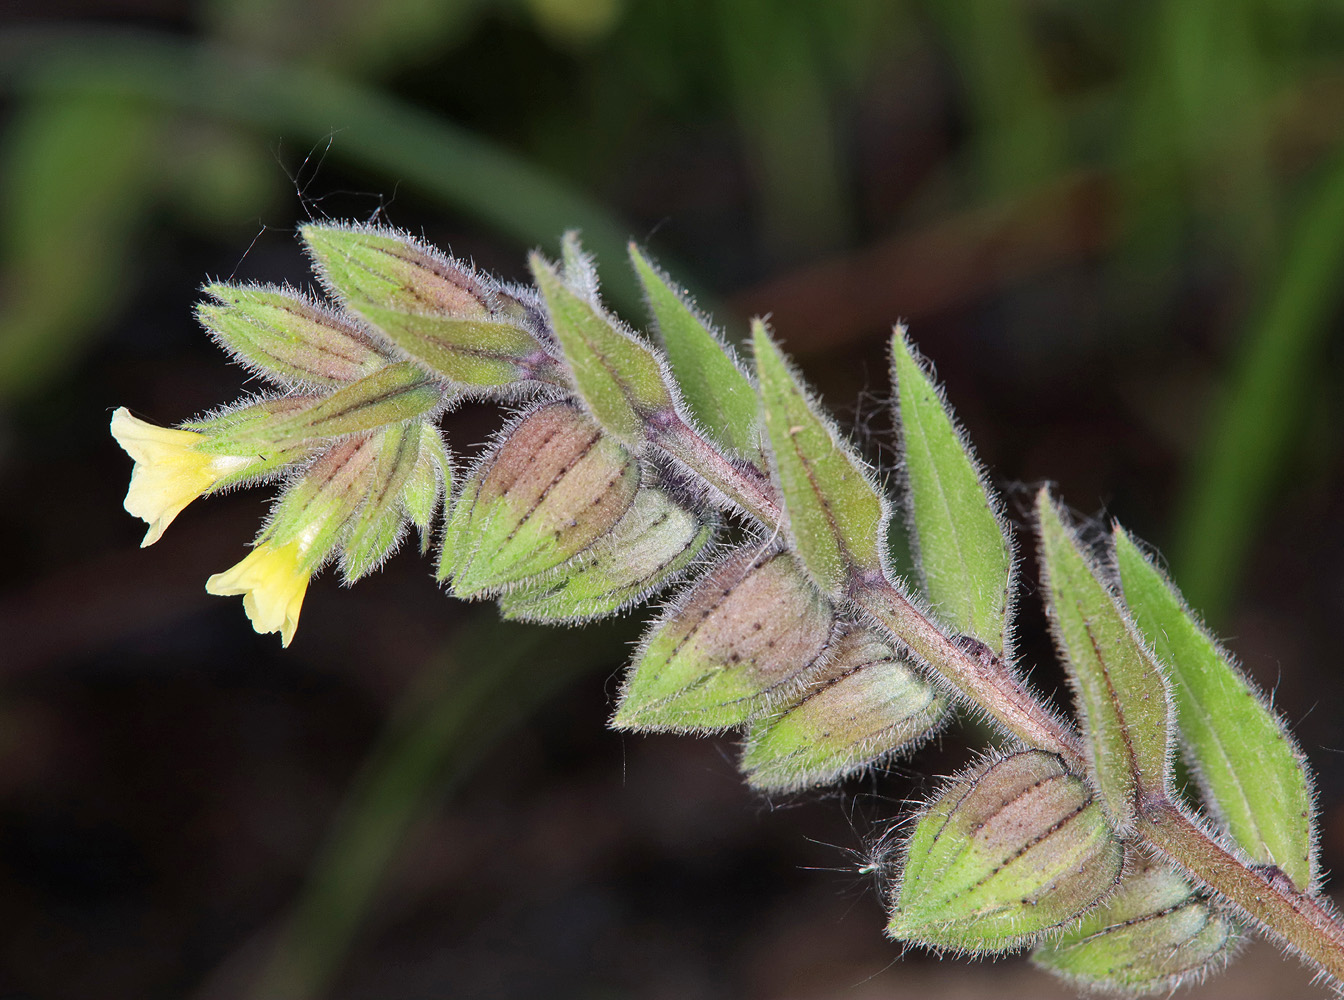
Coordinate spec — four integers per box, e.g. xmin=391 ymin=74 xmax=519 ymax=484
xmin=1037 ymin=492 xmax=1173 ymax=833
xmin=753 ymin=321 xmax=887 ymax=595
xmin=891 ymin=326 xmax=1013 ymax=654
xmin=532 ymin=250 xmax=675 ymax=442
xmin=629 ymin=244 xmax=760 ymax=455
xmin=1115 ymin=528 xmax=1316 ymax=888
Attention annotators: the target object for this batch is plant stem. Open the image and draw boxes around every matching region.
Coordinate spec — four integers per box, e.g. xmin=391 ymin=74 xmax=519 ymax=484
xmin=1142 ymin=798 xmax=1344 ymax=983
xmin=651 ymin=410 xmax=1344 ymax=989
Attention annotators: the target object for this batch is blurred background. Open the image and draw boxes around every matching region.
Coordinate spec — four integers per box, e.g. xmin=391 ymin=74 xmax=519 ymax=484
xmin=1 ymin=2 xmax=1343 ymax=998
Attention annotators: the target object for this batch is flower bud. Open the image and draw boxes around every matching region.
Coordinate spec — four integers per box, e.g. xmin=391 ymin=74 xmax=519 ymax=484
xmin=612 ymin=546 xmax=836 ymax=732
xmin=301 ymin=224 xmax=562 ymax=388
xmin=742 ymin=625 xmax=950 ymax=793
xmin=889 ymin=750 xmax=1124 ymax=954
xmin=441 ymin=401 xmax=641 ymax=597
xmin=1032 ymin=851 xmax=1241 ymax=995
xmin=339 ymin=422 xmax=432 ymax=583
xmin=499 ymin=485 xmax=715 ymax=623
xmin=197 ymin=284 xmax=389 ymax=387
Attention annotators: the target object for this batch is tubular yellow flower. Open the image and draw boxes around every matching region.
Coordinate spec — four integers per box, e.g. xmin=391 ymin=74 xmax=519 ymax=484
xmin=205 ymin=539 xmax=311 ymax=647
xmin=110 ymin=407 xmax=255 ymax=546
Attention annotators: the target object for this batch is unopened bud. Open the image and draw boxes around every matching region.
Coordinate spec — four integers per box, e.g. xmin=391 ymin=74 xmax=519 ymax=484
xmin=1032 ymin=850 xmax=1241 ymax=995
xmin=340 ymin=422 xmax=429 ymax=582
xmin=441 ymin=401 xmax=641 ymax=597
xmin=612 ymin=547 xmax=836 ymax=732
xmin=197 ymin=284 xmax=389 ymax=387
xmin=742 ymin=626 xmax=950 ymax=792
xmin=889 ymin=750 xmax=1123 ymax=954
xmin=302 ymin=224 xmax=562 ymax=387
xmin=500 ymin=485 xmax=715 ymax=622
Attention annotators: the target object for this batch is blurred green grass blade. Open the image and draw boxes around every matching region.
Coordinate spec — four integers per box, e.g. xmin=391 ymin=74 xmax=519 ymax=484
xmin=891 ymin=326 xmax=1014 ymax=655
xmin=1173 ymin=148 xmax=1344 ymax=618
xmin=0 ymin=27 xmax=642 ymax=314
xmin=0 ymin=91 xmax=159 ymax=399
xmin=249 ymin=615 xmax=623 ymax=1000
xmin=1115 ymin=528 xmax=1315 ymax=888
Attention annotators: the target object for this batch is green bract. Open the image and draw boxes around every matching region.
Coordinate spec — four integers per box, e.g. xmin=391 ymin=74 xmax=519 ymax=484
xmin=742 ymin=625 xmax=949 ymax=792
xmin=890 ymin=750 xmax=1124 ymax=953
xmin=613 ymin=547 xmax=836 ymax=732
xmin=441 ymin=401 xmax=640 ymax=597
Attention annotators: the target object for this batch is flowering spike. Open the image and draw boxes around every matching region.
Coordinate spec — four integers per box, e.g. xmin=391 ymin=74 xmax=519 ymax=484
xmin=110 ymin=407 xmax=259 ymax=546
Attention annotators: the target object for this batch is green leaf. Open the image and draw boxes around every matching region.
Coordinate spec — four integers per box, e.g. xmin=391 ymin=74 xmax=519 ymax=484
xmin=891 ymin=326 xmax=1013 ymax=654
xmin=197 ymin=284 xmax=389 ymax=388
xmin=1032 ymin=851 xmax=1241 ymax=995
xmin=1115 ymin=529 xmax=1316 ymax=888
xmin=531 ymin=252 xmax=675 ymax=442
xmin=890 ymin=750 xmax=1124 ymax=954
xmin=1036 ymin=491 xmax=1172 ymax=832
xmin=613 ymin=548 xmax=835 ymax=732
xmin=741 ymin=626 xmax=949 ymax=792
xmin=500 ymin=487 xmax=715 ymax=623
xmin=440 ymin=402 xmax=640 ymax=597
xmin=630 ymin=244 xmax=759 ymax=454
xmin=752 ymin=321 xmax=887 ymax=595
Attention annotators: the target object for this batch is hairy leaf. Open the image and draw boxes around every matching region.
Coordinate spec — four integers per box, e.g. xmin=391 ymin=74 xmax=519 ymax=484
xmin=630 ymin=244 xmax=759 ymax=454
xmin=753 ymin=322 xmax=887 ymax=595
xmin=891 ymin=326 xmax=1013 ymax=654
xmin=1115 ymin=529 xmax=1316 ymax=888
xmin=1037 ymin=491 xmax=1172 ymax=832
xmin=341 ymin=422 xmax=423 ymax=582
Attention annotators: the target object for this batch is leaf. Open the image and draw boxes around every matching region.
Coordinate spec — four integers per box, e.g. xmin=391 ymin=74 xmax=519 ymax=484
xmin=630 ymin=244 xmax=759 ymax=454
xmin=532 ymin=252 xmax=675 ymax=442
xmin=440 ymin=402 xmax=640 ymax=597
xmin=889 ymin=750 xmax=1124 ymax=954
xmin=891 ymin=326 xmax=1014 ymax=654
xmin=1036 ymin=491 xmax=1172 ymax=832
xmin=613 ymin=547 xmax=836 ymax=732
xmin=1115 ymin=528 xmax=1316 ymax=888
xmin=1032 ymin=850 xmax=1241 ymax=995
xmin=741 ymin=625 xmax=950 ymax=793
xmin=400 ymin=424 xmax=452 ymax=552
xmin=499 ymin=487 xmax=715 ymax=623
xmin=752 ymin=321 xmax=887 ymax=595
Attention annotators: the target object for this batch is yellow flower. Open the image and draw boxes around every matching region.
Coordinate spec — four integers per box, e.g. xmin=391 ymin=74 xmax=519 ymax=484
xmin=110 ymin=407 xmax=254 ymax=546
xmin=205 ymin=539 xmax=311 ymax=647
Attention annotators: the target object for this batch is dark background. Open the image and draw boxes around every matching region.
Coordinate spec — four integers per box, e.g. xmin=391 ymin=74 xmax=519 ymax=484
xmin=1 ymin=2 xmax=1343 ymax=997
